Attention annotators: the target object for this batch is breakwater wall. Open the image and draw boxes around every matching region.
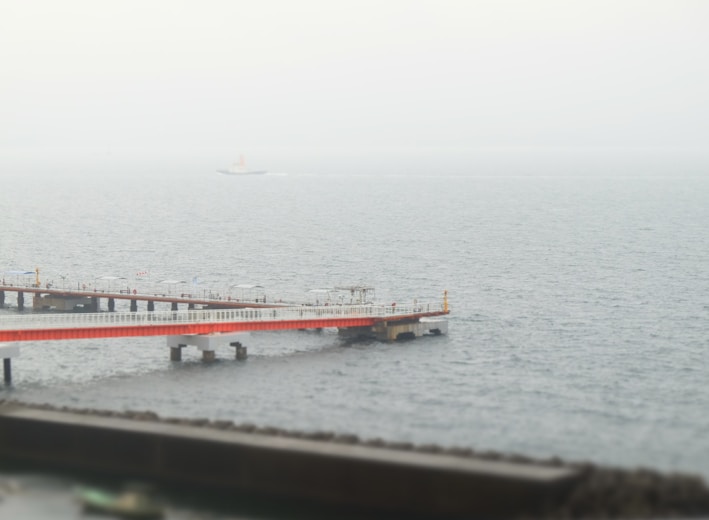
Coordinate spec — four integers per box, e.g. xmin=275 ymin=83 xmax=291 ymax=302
xmin=0 ymin=401 xmax=575 ymax=518
xmin=0 ymin=402 xmax=708 ymax=518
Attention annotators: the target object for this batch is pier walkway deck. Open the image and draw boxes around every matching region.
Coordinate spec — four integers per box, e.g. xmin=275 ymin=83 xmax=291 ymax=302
xmin=0 ymin=302 xmax=448 ymax=342
xmin=0 ymin=283 xmax=278 ymax=312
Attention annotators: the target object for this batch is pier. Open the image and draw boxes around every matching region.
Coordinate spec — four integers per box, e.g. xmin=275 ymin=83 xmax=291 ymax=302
xmin=0 ymin=282 xmax=449 ymax=383
xmin=0 ymin=302 xmax=447 ymax=342
xmin=0 ymin=283 xmax=278 ymax=313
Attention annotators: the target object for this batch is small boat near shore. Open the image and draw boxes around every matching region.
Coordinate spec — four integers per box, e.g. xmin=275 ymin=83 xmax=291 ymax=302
xmin=76 ymin=485 xmax=164 ymax=518
xmin=217 ymin=155 xmax=267 ymax=176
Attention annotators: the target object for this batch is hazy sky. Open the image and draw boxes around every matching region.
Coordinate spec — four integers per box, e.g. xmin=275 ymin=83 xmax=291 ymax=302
xmin=1 ymin=1 xmax=708 ymax=169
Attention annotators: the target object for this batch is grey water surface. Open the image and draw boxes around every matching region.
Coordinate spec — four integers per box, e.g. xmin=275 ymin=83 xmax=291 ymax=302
xmin=1 ymin=169 xmax=708 ymax=483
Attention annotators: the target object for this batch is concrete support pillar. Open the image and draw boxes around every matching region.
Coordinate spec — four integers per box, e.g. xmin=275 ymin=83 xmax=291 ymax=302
xmin=90 ymin=297 xmax=100 ymax=312
xmin=171 ymin=302 xmax=178 ymax=311
xmin=170 ymin=343 xmax=186 ymax=362
xmin=108 ymin=298 xmax=115 ymax=312
xmin=17 ymin=292 xmax=24 ymax=311
xmin=337 ymin=326 xmax=375 ymax=340
xmin=147 ymin=301 xmax=155 ymax=312
xmin=230 ymin=342 xmax=247 ymax=360
xmin=188 ymin=303 xmax=195 ymax=310
xmin=130 ymin=299 xmax=138 ymax=312
xmin=237 ymin=345 xmax=247 ymax=360
xmin=0 ymin=290 xmax=5 ymax=308
xmin=373 ymin=318 xmax=448 ymax=342
xmin=168 ymin=333 xmax=244 ymax=364
xmin=0 ymin=344 xmax=19 ymax=386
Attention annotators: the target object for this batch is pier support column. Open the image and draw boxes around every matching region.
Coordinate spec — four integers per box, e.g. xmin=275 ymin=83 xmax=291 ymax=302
xmin=230 ymin=342 xmax=248 ymax=360
xmin=338 ymin=326 xmax=375 ymax=340
xmin=0 ymin=344 xmax=20 ymax=386
xmin=3 ymin=359 xmax=10 ymax=385
xmin=108 ymin=298 xmax=115 ymax=312
xmin=188 ymin=303 xmax=195 ymax=310
xmin=17 ymin=292 xmax=24 ymax=311
xmin=147 ymin=301 xmax=155 ymax=312
xmin=170 ymin=343 xmax=186 ymax=362
xmin=237 ymin=345 xmax=247 ymax=360
xmin=171 ymin=302 xmax=178 ymax=311
xmin=130 ymin=299 xmax=138 ymax=312
xmin=0 ymin=290 xmax=4 ymax=308
xmin=373 ymin=319 xmax=449 ymax=342
xmin=168 ymin=333 xmax=245 ymax=364
xmin=89 ymin=297 xmax=100 ymax=312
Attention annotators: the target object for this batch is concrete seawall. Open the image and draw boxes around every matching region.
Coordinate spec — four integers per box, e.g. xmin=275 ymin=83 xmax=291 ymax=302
xmin=0 ymin=403 xmax=578 ymax=518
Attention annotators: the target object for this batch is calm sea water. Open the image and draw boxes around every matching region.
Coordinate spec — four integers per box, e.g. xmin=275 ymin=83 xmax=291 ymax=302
xmin=1 ymin=166 xmax=708 ymax=483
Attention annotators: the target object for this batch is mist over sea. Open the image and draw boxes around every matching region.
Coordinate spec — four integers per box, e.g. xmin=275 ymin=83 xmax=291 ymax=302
xmin=2 ymin=155 xmax=708 ymax=481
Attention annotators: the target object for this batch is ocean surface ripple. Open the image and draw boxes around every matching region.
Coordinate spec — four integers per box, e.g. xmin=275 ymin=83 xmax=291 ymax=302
xmin=2 ymin=171 xmax=708 ymax=479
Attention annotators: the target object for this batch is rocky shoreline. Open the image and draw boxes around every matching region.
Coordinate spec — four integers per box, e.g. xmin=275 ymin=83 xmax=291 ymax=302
xmin=2 ymin=400 xmax=709 ymax=518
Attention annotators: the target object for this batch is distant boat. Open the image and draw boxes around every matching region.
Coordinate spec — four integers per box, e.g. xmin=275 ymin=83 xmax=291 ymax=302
xmin=217 ymin=155 xmax=267 ymax=176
